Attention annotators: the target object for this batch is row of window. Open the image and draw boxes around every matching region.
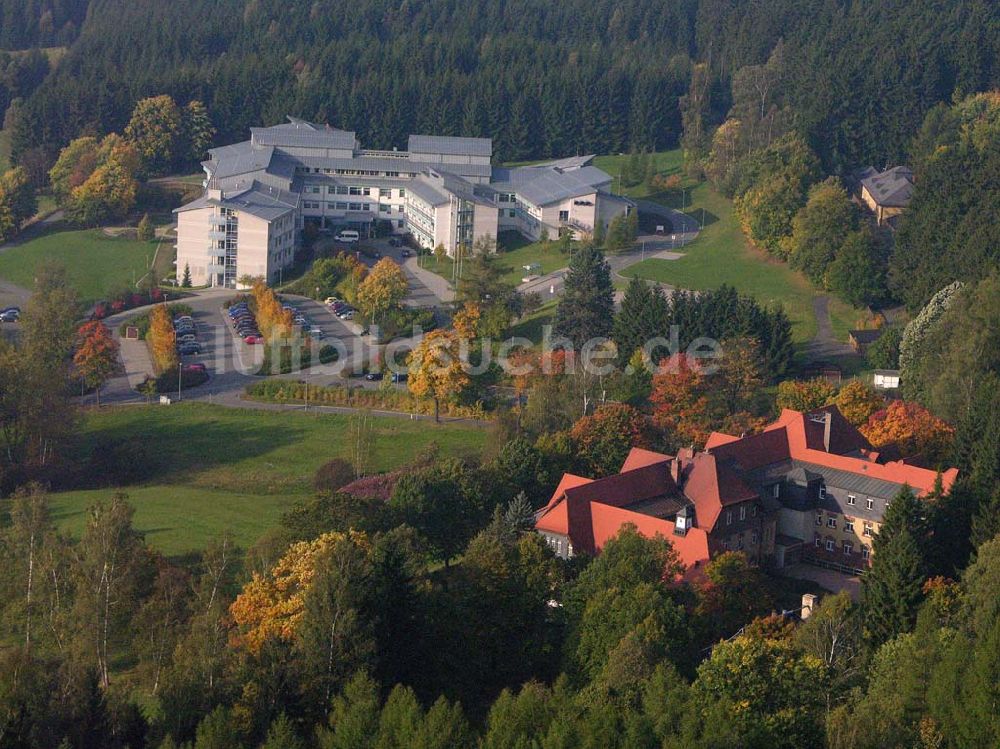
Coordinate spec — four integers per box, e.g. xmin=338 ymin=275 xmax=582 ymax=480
xmin=814 ymin=533 xmax=871 ymax=559
xmin=722 ymin=529 xmax=761 ymax=551
xmin=816 ymin=513 xmax=876 ymax=537
xmin=724 ymin=503 xmax=758 ymax=525
xmin=297 ymin=166 xmax=415 ymax=179
xmin=306 ymin=185 xmax=407 ymax=199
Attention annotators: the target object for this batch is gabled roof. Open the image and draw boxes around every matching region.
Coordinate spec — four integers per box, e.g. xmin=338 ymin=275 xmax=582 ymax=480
xmin=251 ymin=118 xmax=357 ymax=151
xmin=861 ymin=166 xmax=914 ymax=208
xmin=492 ymin=164 xmax=613 ymax=207
xmin=174 ymin=180 xmax=298 ymax=221
xmin=620 ymin=447 xmax=673 ymax=472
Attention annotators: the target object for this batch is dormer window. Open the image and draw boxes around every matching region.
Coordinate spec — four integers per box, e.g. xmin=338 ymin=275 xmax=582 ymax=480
xmin=739 ymin=505 xmax=746 ymax=521
xmin=772 ymin=484 xmax=780 ymax=498
xmin=818 ymin=484 xmax=827 ymax=499
xmin=866 ymin=497 xmax=874 ymax=510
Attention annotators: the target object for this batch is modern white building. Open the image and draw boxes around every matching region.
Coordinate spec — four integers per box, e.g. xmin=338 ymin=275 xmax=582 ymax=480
xmin=174 ymin=117 xmax=632 ymax=288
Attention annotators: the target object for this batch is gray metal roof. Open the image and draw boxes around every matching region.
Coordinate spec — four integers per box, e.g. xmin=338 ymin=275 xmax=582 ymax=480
xmin=291 ymin=154 xmax=492 ymax=180
xmin=407 ymin=134 xmax=492 ymax=158
xmin=405 ymin=178 xmax=451 ymax=207
xmin=206 ymin=141 xmax=274 ymax=179
xmin=493 ymin=164 xmax=612 ymax=207
xmin=175 ymin=181 xmax=298 ymax=222
xmin=861 ymin=166 xmax=914 ymax=208
xmin=251 ymin=119 xmax=357 ymax=151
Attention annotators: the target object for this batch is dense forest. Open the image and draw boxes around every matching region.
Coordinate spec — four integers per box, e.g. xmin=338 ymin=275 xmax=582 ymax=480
xmin=0 ymin=0 xmax=87 ymax=49
xmin=5 ymin=0 xmax=999 ymax=168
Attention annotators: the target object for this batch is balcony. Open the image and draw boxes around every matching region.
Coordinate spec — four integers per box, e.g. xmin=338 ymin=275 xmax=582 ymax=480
xmin=208 ymin=230 xmax=227 ymax=241
xmin=209 ymin=215 xmax=228 ymax=227
xmin=207 ymin=263 xmax=226 ymax=274
xmin=207 ymin=246 xmax=226 ymax=258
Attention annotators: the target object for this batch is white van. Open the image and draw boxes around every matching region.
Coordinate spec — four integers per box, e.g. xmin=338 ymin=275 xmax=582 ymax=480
xmin=334 ymin=230 xmax=360 ymax=244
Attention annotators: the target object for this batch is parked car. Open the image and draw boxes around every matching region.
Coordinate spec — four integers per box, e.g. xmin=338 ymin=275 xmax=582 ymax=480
xmin=392 ymin=372 xmax=408 ymax=383
xmin=236 ymin=326 xmax=260 ymax=337
xmin=364 ymin=371 xmax=384 ymax=381
xmin=324 ymin=297 xmax=340 ymax=306
xmin=334 ymin=230 xmax=360 ymax=243
xmin=174 ymin=314 xmax=193 ymax=323
xmin=177 ymin=342 xmax=202 ymax=355
xmin=388 ymin=237 xmax=402 ymax=247
xmin=232 ymin=315 xmax=256 ymax=326
xmin=294 ymin=315 xmax=308 ymax=325
xmin=400 ymin=249 xmax=413 ymax=258
xmin=331 ymin=302 xmax=348 ymax=312
xmin=1 ymin=310 xmax=21 ymax=322
xmin=176 ymin=334 xmax=198 ymax=344
xmin=183 ymin=363 xmax=207 ymax=373
xmin=1 ymin=306 xmax=21 ymax=315
xmin=308 ymin=326 xmax=324 ymax=339
xmin=339 ymin=311 xmax=355 ymax=320
xmin=244 ymin=334 xmax=265 ymax=344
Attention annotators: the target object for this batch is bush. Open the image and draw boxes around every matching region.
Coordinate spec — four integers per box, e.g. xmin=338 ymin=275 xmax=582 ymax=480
xmin=244 ymin=379 xmax=489 ymax=419
xmin=82 ymin=438 xmax=151 ymax=487
xmin=255 ymin=342 xmax=339 ymax=375
xmin=313 ymin=458 xmax=356 ymax=493
xmin=136 ymin=365 xmax=209 ymax=394
xmin=95 ymin=287 xmax=172 ymax=320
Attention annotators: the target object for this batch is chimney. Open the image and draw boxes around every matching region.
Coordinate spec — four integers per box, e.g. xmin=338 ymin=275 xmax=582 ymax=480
xmin=823 ymin=412 xmax=833 ymax=453
xmin=801 ymin=593 xmax=817 ymax=620
xmin=670 ymin=458 xmax=681 ymax=485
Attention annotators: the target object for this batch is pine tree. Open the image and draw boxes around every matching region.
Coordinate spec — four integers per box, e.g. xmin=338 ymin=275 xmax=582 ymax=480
xmin=137 ymin=213 xmax=154 ymax=241
xmin=181 ymin=263 xmax=192 ymax=288
xmin=553 ymin=244 xmax=614 ymax=348
xmin=262 ymin=713 xmax=304 ymax=749
xmin=612 ymin=276 xmax=668 ymax=363
xmin=319 ymin=671 xmax=380 ymax=749
xmin=375 ymin=685 xmax=424 ymax=749
xmin=861 ymin=486 xmax=929 ymax=648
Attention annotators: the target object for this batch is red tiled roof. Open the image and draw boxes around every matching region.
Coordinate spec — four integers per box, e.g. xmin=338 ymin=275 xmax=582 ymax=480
xmin=620 ymin=447 xmax=673 ymax=472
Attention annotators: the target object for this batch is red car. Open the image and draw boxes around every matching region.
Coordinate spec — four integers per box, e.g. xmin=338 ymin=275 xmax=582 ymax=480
xmin=182 ymin=363 xmax=207 ymax=373
xmin=244 ymin=334 xmax=265 ymax=344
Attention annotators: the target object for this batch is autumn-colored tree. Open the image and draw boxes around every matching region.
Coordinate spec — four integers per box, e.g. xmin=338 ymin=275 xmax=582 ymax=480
xmin=148 ymin=304 xmax=178 ymax=372
xmin=65 ymin=136 xmax=140 ymax=225
xmin=833 ymin=379 xmax=884 ymax=427
xmin=229 ymin=530 xmax=368 ymax=652
xmin=356 ymin=258 xmax=408 ymax=326
xmin=861 ymin=400 xmax=954 ymax=464
xmin=776 ymin=378 xmax=837 ymax=412
xmin=48 ymin=135 xmax=101 ymax=201
xmin=570 ymin=402 xmax=652 ymax=477
xmin=407 ymin=328 xmax=471 ymax=422
xmin=716 ymin=337 xmax=765 ymax=412
xmin=650 ymin=354 xmax=716 ymax=449
xmin=452 ymin=302 xmax=481 ymax=339
xmin=0 ymin=166 xmax=37 ymax=243
xmin=251 ymin=279 xmax=293 ymax=341
xmin=73 ymin=321 xmax=120 ymax=404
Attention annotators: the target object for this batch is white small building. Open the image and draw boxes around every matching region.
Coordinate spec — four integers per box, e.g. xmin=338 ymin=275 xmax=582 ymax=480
xmin=873 ymin=369 xmax=901 ymax=390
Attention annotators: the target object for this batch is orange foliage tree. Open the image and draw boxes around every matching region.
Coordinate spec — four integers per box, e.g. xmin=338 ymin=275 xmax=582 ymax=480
xmin=861 ymin=400 xmax=954 ymax=464
xmin=229 ymin=530 xmax=368 ymax=653
xmin=650 ymin=354 xmax=717 ymax=449
xmin=570 ymin=402 xmax=651 ymax=476
xmin=147 ymin=303 xmax=177 ymax=372
xmin=73 ymin=321 xmax=120 ymax=404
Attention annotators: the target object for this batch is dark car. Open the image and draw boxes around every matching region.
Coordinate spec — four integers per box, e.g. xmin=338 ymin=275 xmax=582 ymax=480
xmin=364 ymin=371 xmax=384 ymax=381
xmin=400 ymin=249 xmax=413 ymax=258
xmin=392 ymin=372 xmax=408 ymax=383
xmin=1 ymin=310 xmax=20 ymax=322
xmin=388 ymin=237 xmax=402 ymax=247
xmin=177 ymin=342 xmax=202 ymax=355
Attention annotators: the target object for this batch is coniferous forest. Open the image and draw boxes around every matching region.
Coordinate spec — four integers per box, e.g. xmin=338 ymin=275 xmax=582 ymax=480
xmin=3 ymin=0 xmax=999 ymax=169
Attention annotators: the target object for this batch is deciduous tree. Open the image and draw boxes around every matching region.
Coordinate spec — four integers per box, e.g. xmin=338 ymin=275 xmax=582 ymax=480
xmin=570 ymin=402 xmax=651 ymax=477
xmin=861 ymin=400 xmax=954 ymax=464
xmin=356 ymin=258 xmax=408 ymax=326
xmin=73 ymin=321 xmax=119 ymax=404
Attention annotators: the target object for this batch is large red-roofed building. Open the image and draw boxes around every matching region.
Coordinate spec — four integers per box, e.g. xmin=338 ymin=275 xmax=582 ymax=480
xmin=535 ymin=406 xmax=958 ymax=575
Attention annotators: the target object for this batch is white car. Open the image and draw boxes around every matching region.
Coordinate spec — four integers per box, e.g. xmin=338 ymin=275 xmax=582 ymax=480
xmin=334 ymin=230 xmax=360 ymax=243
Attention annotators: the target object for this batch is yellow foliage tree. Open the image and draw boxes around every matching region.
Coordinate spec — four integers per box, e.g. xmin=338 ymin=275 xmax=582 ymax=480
xmin=407 ymin=328 xmax=471 ymax=422
xmin=452 ymin=302 xmax=481 ymax=339
xmin=251 ymin=279 xmax=293 ymax=341
xmin=833 ymin=379 xmax=884 ymax=427
xmin=356 ymin=258 xmax=408 ymax=326
xmin=147 ymin=304 xmax=177 ymax=372
xmin=229 ymin=530 xmax=368 ymax=652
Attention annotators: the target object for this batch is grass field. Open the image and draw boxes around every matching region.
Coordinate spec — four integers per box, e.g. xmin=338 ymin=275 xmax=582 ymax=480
xmin=0 ymin=225 xmax=157 ymax=301
xmin=49 ymin=403 xmax=489 ymax=557
xmin=605 ymin=149 xmax=858 ymax=344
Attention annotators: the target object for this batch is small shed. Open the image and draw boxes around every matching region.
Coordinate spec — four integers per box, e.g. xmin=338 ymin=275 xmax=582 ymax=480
xmin=873 ymin=369 xmax=901 ymax=390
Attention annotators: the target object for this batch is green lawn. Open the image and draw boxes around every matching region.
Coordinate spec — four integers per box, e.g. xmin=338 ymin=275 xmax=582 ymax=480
xmin=49 ymin=403 xmax=488 ymax=557
xmin=0 ymin=226 xmax=157 ymax=301
xmin=507 ymin=299 xmax=558 ymax=344
xmin=613 ymin=150 xmax=858 ymax=345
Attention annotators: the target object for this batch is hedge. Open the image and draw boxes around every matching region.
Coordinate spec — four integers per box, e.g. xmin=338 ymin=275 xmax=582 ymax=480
xmin=119 ymin=303 xmax=194 ymax=339
xmin=244 ymin=379 xmax=490 ymax=420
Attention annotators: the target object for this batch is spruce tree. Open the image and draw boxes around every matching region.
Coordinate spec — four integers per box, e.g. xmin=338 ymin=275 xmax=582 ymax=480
xmin=181 ymin=263 xmax=192 ymax=288
xmin=262 ymin=714 xmax=304 ymax=749
xmin=553 ymin=244 xmax=614 ymax=348
xmin=861 ymin=486 xmax=929 ymax=648
xmin=612 ymin=276 xmax=668 ymax=363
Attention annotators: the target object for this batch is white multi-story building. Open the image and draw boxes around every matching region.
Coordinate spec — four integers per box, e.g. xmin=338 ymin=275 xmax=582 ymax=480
xmin=175 ymin=117 xmax=631 ymax=288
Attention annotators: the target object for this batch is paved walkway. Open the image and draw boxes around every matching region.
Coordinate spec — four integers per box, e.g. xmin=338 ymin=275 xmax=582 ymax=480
xmin=803 ymin=295 xmax=855 ymax=362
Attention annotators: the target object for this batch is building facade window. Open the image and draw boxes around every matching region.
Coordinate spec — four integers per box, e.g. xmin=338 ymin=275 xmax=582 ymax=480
xmin=848 ymin=494 xmax=856 ymax=505
xmin=867 ymin=497 xmax=874 ymax=510
xmin=843 ymin=541 xmax=853 ymax=555
xmin=844 ymin=518 xmax=854 ymax=533
xmin=773 ymin=484 xmax=780 ymax=498
xmin=751 ymin=530 xmax=759 ymax=545
xmin=816 ymin=513 xmax=823 ymax=526
xmin=826 ymin=539 xmax=835 ymax=552
xmin=740 ymin=505 xmax=746 ymax=521
xmin=726 ymin=510 xmax=732 ymax=526
xmin=863 ymin=521 xmax=873 ymax=537
xmin=862 ymin=545 xmax=871 ymax=560
xmin=827 ymin=517 xmax=837 ymax=529
xmin=819 ymin=484 xmax=827 ymax=499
